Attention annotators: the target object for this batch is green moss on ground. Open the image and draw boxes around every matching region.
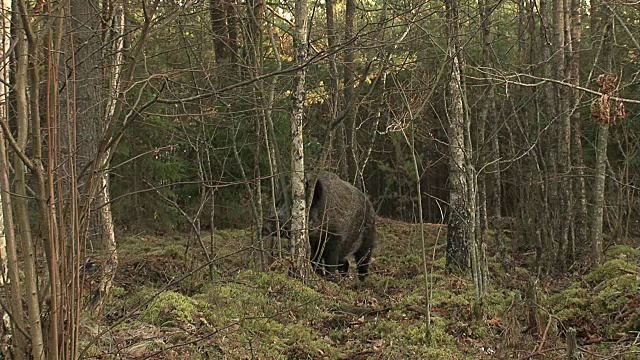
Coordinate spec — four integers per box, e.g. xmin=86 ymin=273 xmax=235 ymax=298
xmin=140 ymin=290 xmax=200 ymax=326
xmin=549 ymin=251 xmax=637 ymax=339
xmin=92 ymin=225 xmax=637 ymax=359
xmin=584 ymin=258 xmax=636 ymax=284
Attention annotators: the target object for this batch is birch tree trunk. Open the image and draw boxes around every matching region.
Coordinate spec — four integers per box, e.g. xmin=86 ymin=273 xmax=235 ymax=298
xmin=92 ymin=0 xmax=124 ymax=314
xmin=290 ymin=0 xmax=311 ymax=279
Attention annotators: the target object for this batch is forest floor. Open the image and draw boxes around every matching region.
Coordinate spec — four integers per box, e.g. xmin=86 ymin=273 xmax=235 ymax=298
xmin=80 ymin=219 xmax=639 ymax=359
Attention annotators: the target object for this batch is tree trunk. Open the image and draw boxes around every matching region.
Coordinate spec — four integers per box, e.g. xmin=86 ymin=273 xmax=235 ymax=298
xmin=264 ymin=9 xmax=288 ymax=207
xmin=210 ymin=0 xmax=229 ymax=61
xmin=445 ymin=0 xmax=469 ymax=274
xmin=477 ymin=0 xmax=490 ymax=236
xmin=553 ymin=0 xmax=572 ymax=268
xmin=343 ymin=0 xmax=358 ymax=184
xmin=567 ymin=0 xmax=587 ymax=261
xmin=0 ymin=124 xmax=26 ymax=360
xmin=538 ymin=0 xmax=557 ymax=273
xmin=14 ymin=19 xmax=45 ymax=360
xmin=0 ymin=3 xmax=27 ymax=355
xmin=0 ymin=0 xmax=8 ymax=287
xmin=409 ymin=126 xmax=432 ymax=343
xmin=324 ymin=0 xmax=341 ymax=171
xmin=589 ymin=0 xmax=613 ymax=267
xmin=71 ymin=0 xmax=102 ymax=187
xmin=91 ymin=0 xmax=124 ymax=314
xmin=226 ymin=1 xmax=238 ymax=60
xmin=247 ymin=0 xmax=266 ymax=269
xmin=263 ymin=10 xmax=287 ymax=259
xmin=290 ymin=0 xmax=311 ymax=279
xmin=591 ymin=124 xmax=608 ymax=266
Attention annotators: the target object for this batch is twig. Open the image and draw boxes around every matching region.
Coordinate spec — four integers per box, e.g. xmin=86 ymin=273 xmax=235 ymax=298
xmin=533 ymin=312 xmax=554 ymax=354
xmin=521 ymin=346 xmax=565 ymax=359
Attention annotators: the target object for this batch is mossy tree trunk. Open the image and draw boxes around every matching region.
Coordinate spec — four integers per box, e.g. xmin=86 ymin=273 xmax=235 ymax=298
xmin=444 ymin=0 xmax=469 ymax=274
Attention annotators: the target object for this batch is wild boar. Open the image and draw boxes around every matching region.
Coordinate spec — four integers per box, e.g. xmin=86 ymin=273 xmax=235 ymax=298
xmin=263 ymin=171 xmax=376 ymax=280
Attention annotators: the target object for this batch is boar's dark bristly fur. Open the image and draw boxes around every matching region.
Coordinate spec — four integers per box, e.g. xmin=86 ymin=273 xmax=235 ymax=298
xmin=262 ymin=171 xmax=376 ymax=281
xmin=307 ymin=171 xmax=376 ymax=281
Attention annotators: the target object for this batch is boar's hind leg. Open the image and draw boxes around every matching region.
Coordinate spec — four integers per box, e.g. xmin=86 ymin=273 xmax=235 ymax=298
xmin=310 ymin=240 xmax=323 ymax=270
xmin=338 ymin=260 xmax=349 ymax=277
xmin=354 ymin=247 xmax=373 ymax=281
xmin=322 ymin=242 xmax=343 ymax=276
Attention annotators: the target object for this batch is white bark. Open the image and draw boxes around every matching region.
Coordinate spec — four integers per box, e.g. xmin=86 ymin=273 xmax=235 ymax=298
xmin=290 ymin=0 xmax=310 ymax=277
xmin=94 ymin=0 xmax=124 ymax=312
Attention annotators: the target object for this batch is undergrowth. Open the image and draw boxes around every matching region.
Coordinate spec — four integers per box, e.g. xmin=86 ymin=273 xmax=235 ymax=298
xmin=83 ymin=221 xmax=639 ymax=359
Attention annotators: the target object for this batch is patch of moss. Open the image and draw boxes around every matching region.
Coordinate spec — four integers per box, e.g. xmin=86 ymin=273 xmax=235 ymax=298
xmin=431 ymin=288 xmax=471 ymax=310
xmin=549 ymin=286 xmax=588 ymax=308
xmin=555 ymin=307 xmax=590 ymax=323
xmin=398 ymin=290 xmax=425 ymax=308
xmin=605 ymin=245 xmax=638 ymax=260
xmin=585 ymin=259 xmax=635 ymax=284
xmin=197 ymin=283 xmax=269 ymax=324
xmin=360 ymin=319 xmax=425 ymax=345
xmin=549 ymin=287 xmax=589 ymax=322
xmin=420 ymin=346 xmax=465 ymax=359
xmin=243 ymin=270 xmax=330 ymax=306
xmin=354 ymin=317 xmax=458 ymax=358
xmin=513 ymin=266 xmax=530 ymax=277
xmin=432 ymin=256 xmax=447 ymax=269
xmin=484 ymin=290 xmax=517 ymax=313
xmin=119 ymin=235 xmax=186 ymax=259
xmin=196 ymin=270 xmax=337 ymax=329
xmin=106 ymin=286 xmax=158 ymax=318
xmin=139 ymin=290 xmax=199 ymax=327
xmin=593 ymin=274 xmax=635 ymax=313
xmin=110 ymin=286 xmax=126 ymax=297
xmin=245 ymin=319 xmax=343 ymax=359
